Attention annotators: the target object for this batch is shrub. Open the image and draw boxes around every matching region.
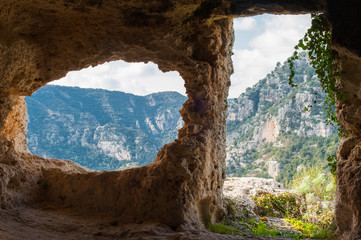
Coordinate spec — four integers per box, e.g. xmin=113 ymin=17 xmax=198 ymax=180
xmin=286 ymin=165 xmax=337 ymax=238
xmin=251 ymin=166 xmax=337 ymax=238
xmin=285 ymin=218 xmax=336 ymax=239
xmin=252 ymin=192 xmax=303 ymax=218
xmin=291 ymin=165 xmax=336 ymax=202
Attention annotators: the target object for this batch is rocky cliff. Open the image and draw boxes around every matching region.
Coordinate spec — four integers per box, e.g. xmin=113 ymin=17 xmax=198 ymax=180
xmin=226 ymin=54 xmax=339 ymax=183
xmin=27 ymin=86 xmax=185 ymax=171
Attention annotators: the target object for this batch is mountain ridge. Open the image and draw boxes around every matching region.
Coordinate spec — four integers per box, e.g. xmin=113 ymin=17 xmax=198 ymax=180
xmin=27 ymin=85 xmax=186 ymax=170
xmin=226 ymin=54 xmax=338 ymax=183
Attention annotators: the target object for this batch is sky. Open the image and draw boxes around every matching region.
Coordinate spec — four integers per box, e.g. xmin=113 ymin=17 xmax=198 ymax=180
xmin=51 ymin=14 xmax=311 ymax=99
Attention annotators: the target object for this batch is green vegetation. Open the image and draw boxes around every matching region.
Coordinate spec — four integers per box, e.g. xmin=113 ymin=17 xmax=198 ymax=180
xmin=224 ymin=13 xmax=340 ymax=240
xmin=291 ymin=165 xmax=336 ymax=201
xmin=285 ymin=218 xmax=336 ymax=239
xmin=27 ymin=85 xmax=186 ymax=171
xmin=208 ymin=222 xmax=243 ymax=236
xmin=288 ymin=13 xmax=345 ymax=176
xmin=214 ymin=166 xmax=337 ymax=239
xmin=229 ymin=132 xmax=339 ymax=185
xmin=226 ymin=52 xmax=340 ymax=183
xmin=226 ymin=200 xmax=237 ymax=215
xmin=254 ymin=165 xmax=336 ymax=239
xmin=288 ymin=166 xmax=336 ymax=238
xmin=252 ymin=192 xmax=302 ymax=218
xmin=207 ymin=218 xmax=284 ymax=238
xmin=249 ymin=219 xmax=280 ymax=237
xmin=288 ymin=13 xmax=341 ymax=130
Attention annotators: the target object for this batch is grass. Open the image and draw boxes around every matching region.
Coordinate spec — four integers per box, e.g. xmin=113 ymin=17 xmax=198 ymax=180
xmin=285 ymin=218 xmax=337 ymax=239
xmin=249 ymin=219 xmax=280 ymax=237
xmin=207 ymin=222 xmax=243 ymax=236
xmin=207 ymin=216 xmax=335 ymax=239
xmin=251 ymin=191 xmax=336 ymax=239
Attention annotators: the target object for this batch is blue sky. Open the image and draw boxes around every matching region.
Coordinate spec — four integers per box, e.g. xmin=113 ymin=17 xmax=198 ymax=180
xmin=51 ymin=14 xmax=311 ymax=98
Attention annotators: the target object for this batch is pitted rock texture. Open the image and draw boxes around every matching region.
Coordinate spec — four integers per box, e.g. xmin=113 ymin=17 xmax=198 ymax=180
xmin=1 ymin=0 xmax=361 ymax=239
xmin=327 ymin=1 xmax=361 ymax=239
xmin=0 ymin=0 xmax=237 ymax=230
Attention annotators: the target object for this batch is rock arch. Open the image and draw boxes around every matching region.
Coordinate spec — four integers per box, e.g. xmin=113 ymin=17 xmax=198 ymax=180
xmin=0 ymin=0 xmax=361 ymax=239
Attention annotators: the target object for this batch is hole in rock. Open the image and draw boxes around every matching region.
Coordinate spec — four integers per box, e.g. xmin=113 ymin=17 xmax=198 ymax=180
xmin=225 ymin=14 xmax=338 ymax=234
xmin=26 ymin=60 xmax=186 ymax=171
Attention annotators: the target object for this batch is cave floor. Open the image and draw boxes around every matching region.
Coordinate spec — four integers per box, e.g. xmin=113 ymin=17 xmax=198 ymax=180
xmin=0 ymin=206 xmax=297 ymax=240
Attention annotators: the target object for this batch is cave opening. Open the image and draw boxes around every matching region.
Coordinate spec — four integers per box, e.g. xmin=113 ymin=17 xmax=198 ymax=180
xmin=26 ymin=60 xmax=186 ymax=171
xmin=224 ymin=13 xmax=338 ymax=236
xmin=226 ymin=14 xmax=337 ymax=181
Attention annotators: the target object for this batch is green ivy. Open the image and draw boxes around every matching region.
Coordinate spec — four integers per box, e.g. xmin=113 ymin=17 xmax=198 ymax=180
xmin=326 ymin=154 xmax=337 ymax=177
xmin=288 ymin=13 xmax=341 ymax=129
xmin=288 ymin=13 xmax=345 ymax=176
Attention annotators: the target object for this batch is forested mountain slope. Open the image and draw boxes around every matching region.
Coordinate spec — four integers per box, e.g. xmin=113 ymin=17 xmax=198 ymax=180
xmin=27 ymin=86 xmax=186 ymax=171
xmin=226 ymin=54 xmax=338 ymax=184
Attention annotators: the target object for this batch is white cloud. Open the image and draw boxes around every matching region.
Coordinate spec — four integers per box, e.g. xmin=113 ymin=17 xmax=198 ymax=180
xmin=230 ymin=14 xmax=311 ymax=98
xmin=50 ymin=61 xmax=186 ymax=96
xmin=233 ymin=18 xmax=256 ymax=31
xmin=250 ymin=15 xmax=311 ymax=55
xmin=230 ymin=49 xmax=270 ymax=98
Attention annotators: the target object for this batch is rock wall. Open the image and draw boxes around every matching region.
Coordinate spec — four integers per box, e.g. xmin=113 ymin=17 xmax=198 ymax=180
xmin=3 ymin=0 xmax=361 ymax=239
xmin=327 ymin=1 xmax=361 ymax=239
xmin=0 ymin=0 xmax=236 ymax=229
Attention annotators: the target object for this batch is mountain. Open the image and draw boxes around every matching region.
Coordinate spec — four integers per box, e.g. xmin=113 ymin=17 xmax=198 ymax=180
xmin=26 ymin=86 xmax=186 ymax=171
xmin=26 ymin=54 xmax=339 ymax=184
xmin=226 ymin=53 xmax=339 ymax=184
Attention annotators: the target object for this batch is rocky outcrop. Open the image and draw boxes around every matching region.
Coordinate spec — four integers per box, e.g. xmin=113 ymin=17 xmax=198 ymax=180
xmin=227 ymin=56 xmax=335 ymax=143
xmin=226 ymin=56 xmax=338 ymax=182
xmin=1 ymin=0 xmax=361 ymax=239
xmin=223 ymin=177 xmax=288 ymax=221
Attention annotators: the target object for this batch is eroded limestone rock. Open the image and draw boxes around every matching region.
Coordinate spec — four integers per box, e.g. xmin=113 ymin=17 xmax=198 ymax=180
xmin=2 ymin=0 xmax=361 ymax=239
xmin=326 ymin=1 xmax=361 ymax=239
xmin=0 ymin=0 xmax=236 ymax=232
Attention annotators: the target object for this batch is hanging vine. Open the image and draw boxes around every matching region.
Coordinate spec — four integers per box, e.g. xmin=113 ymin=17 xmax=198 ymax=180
xmin=287 ymin=13 xmax=344 ymax=175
